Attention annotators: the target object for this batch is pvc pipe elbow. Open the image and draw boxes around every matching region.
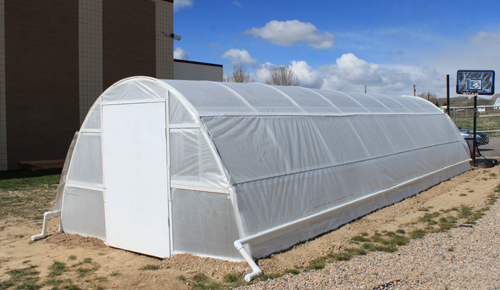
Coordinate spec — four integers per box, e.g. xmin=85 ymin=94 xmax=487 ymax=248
xmin=244 ymin=269 xmax=263 ymax=282
xmin=234 ymin=239 xmax=263 ymax=281
xmin=234 ymin=240 xmax=244 ymax=251
xmin=31 ymin=210 xmax=61 ymax=241
xmin=31 ymin=234 xmax=44 ymax=241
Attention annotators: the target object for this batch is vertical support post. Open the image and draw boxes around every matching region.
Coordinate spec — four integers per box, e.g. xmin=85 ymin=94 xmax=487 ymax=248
xmin=165 ymin=90 xmax=173 ymax=256
xmin=446 ymin=74 xmax=450 ymax=116
xmin=473 ymin=95 xmax=477 ymax=167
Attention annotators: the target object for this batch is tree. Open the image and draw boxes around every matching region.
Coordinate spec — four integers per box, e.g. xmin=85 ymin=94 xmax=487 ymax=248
xmin=229 ymin=63 xmax=251 ymax=83
xmin=223 ymin=67 xmax=231 ymax=82
xmin=265 ymin=64 xmax=300 ymax=86
xmin=418 ymin=91 xmax=439 ymax=106
xmin=418 ymin=91 xmax=437 ymax=100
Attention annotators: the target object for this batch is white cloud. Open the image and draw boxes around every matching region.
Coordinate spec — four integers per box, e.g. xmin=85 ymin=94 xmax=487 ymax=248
xmin=222 ymin=49 xmax=257 ymax=65
xmin=174 ymin=0 xmax=193 ymax=12
xmin=174 ymin=47 xmax=189 ymax=59
xmin=319 ymin=54 xmax=443 ymax=95
xmin=332 ymin=53 xmax=382 ymax=84
xmin=244 ymin=20 xmax=335 ymax=49
xmin=232 ymin=1 xmax=243 ymax=7
xmin=424 ymin=30 xmax=500 ymax=96
xmin=249 ymin=53 xmax=445 ymax=97
xmin=253 ymin=62 xmax=275 ymax=83
xmin=290 ymin=61 xmax=323 ymax=88
xmin=469 ymin=31 xmax=500 ymax=45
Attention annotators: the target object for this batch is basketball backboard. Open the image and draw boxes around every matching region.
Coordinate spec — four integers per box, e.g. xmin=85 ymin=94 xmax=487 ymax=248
xmin=456 ymin=70 xmax=495 ymax=95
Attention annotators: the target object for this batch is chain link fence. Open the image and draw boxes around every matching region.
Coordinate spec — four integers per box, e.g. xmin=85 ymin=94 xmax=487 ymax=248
xmin=449 ymin=105 xmax=500 ymax=162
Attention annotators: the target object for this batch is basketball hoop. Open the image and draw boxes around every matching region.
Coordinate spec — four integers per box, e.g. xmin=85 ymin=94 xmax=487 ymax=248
xmin=457 ymin=70 xmax=496 ymax=168
xmin=457 ymin=70 xmax=495 ymax=96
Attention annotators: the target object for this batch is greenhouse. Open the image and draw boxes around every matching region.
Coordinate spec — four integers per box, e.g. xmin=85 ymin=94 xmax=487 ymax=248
xmin=34 ymin=76 xmax=471 ymax=280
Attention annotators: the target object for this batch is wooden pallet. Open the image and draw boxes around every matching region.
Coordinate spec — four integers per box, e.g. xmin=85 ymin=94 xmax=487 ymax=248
xmin=19 ymin=160 xmax=65 ymax=170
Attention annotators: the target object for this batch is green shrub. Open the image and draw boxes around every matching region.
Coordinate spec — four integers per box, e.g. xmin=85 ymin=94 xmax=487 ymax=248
xmin=385 ymin=235 xmax=409 ymax=246
xmin=410 ymin=230 xmax=426 ymax=239
xmin=258 ymin=273 xmax=283 ymax=281
xmin=457 ymin=205 xmax=473 ymax=219
xmin=351 ymin=235 xmax=371 ymax=242
xmin=140 ymin=264 xmax=159 ymax=271
xmin=48 ymin=261 xmax=67 ymax=278
xmin=344 ymin=248 xmax=367 ymax=255
xmin=285 ymin=269 xmax=300 ymax=275
xmin=328 ymin=252 xmax=352 ymax=261
xmin=374 ymin=245 xmax=398 ymax=253
xmin=223 ymin=271 xmax=242 ymax=283
xmin=307 ymin=257 xmax=326 ymax=270
xmin=77 ymin=267 xmax=92 ymax=277
xmin=193 ymin=273 xmax=209 ymax=283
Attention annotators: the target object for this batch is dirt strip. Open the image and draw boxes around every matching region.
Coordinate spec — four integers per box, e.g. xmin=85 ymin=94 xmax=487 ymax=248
xmin=0 ymin=166 xmax=498 ymax=289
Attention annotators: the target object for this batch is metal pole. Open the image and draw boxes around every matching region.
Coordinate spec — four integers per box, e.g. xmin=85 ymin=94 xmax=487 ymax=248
xmin=446 ymin=74 xmax=450 ymax=116
xmin=473 ymin=95 xmax=477 ymax=166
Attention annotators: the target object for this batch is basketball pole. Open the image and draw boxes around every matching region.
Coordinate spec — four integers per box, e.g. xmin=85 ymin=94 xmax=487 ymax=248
xmin=446 ymin=75 xmax=450 ymax=116
xmin=473 ymin=94 xmax=477 ymax=167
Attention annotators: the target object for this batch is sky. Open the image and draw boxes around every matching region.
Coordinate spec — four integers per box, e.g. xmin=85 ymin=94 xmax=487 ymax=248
xmin=172 ymin=0 xmax=500 ymax=98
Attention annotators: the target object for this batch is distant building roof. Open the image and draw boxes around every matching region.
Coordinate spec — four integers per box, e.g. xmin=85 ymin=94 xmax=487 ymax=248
xmin=174 ymin=59 xmax=223 ymax=67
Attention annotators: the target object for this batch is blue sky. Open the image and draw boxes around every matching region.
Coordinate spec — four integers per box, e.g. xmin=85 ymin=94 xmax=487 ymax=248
xmin=173 ymin=0 xmax=500 ymax=97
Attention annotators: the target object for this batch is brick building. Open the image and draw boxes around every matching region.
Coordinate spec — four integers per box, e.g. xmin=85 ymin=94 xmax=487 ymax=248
xmin=0 ymin=0 xmax=174 ymax=170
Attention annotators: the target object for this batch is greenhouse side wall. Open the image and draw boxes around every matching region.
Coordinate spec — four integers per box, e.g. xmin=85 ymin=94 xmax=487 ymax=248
xmin=171 ymin=189 xmax=242 ymax=260
xmin=202 ymin=113 xmax=470 ymax=259
xmin=240 ymin=161 xmax=469 ymax=258
xmin=60 ymin=99 xmax=106 ymax=241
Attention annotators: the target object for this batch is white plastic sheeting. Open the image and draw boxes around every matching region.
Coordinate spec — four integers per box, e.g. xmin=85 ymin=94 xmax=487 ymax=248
xmin=53 ymin=132 xmax=78 ymax=211
xmin=54 ymin=76 xmax=470 ymax=263
xmin=66 ymin=133 xmax=103 ymax=187
xmin=233 ymin=142 xmax=467 ymax=236
xmin=170 ymin=129 xmax=229 ymax=188
xmin=172 ymin=189 xmax=241 ymax=259
xmin=60 ymin=186 xmax=106 ymax=240
xmin=81 ymin=99 xmax=101 ymax=130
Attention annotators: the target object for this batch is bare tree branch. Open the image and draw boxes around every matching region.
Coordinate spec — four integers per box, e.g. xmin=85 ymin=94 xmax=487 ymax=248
xmin=226 ymin=63 xmax=251 ymax=83
xmin=175 ymin=54 xmax=190 ymax=60
xmin=418 ymin=91 xmax=439 ymax=106
xmin=265 ymin=64 xmax=300 ymax=86
xmin=232 ymin=64 xmax=251 ymax=83
xmin=223 ymin=66 xmax=231 ymax=82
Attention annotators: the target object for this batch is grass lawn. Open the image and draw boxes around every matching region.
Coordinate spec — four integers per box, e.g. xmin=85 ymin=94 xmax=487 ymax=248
xmin=454 ymin=115 xmax=500 ymax=133
xmin=0 ymin=169 xmax=61 ymax=220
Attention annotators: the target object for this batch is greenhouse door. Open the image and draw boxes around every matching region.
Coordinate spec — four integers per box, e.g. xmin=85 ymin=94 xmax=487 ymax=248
xmin=102 ymin=102 xmax=170 ymax=258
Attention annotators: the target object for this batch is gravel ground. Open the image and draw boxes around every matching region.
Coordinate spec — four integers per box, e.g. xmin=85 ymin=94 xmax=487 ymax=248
xmin=239 ymin=201 xmax=500 ymax=290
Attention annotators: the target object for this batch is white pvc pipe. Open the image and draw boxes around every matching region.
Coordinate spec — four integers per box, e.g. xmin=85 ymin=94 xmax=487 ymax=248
xmin=234 ymin=241 xmax=262 ymax=282
xmin=31 ymin=210 xmax=61 ymax=241
xmin=233 ymin=159 xmax=470 ymax=280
